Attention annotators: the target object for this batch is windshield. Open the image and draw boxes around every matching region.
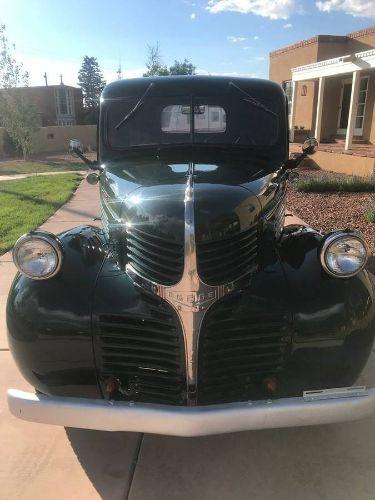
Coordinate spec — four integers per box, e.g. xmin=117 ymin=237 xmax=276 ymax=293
xmin=105 ymin=93 xmax=282 ymax=149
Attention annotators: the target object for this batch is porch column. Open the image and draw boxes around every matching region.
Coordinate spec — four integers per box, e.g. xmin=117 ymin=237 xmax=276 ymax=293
xmin=314 ymin=77 xmax=326 ymax=142
xmin=289 ymin=81 xmax=297 ymax=142
xmin=345 ymin=70 xmax=360 ymax=151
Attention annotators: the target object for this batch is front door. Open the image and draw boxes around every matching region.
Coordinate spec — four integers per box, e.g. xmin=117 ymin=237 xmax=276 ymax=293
xmin=337 ymin=76 xmax=369 ymax=136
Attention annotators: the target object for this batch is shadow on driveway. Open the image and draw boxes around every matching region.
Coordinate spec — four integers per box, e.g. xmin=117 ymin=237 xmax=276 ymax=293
xmin=65 ymin=428 xmax=142 ymax=500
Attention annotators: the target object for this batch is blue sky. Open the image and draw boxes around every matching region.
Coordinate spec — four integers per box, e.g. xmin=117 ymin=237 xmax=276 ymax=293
xmin=1 ymin=0 xmax=374 ymax=86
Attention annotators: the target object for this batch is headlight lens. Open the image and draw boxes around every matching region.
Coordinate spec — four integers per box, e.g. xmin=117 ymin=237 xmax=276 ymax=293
xmin=321 ymin=231 xmax=368 ymax=278
xmin=13 ymin=232 xmax=63 ymax=280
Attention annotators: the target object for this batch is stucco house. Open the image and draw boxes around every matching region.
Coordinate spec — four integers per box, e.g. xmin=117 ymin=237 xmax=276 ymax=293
xmin=0 ymin=83 xmax=83 ymax=126
xmin=269 ymin=27 xmax=375 ymax=176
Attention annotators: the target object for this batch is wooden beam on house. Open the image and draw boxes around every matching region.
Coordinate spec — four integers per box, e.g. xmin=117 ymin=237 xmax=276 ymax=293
xmin=314 ymin=77 xmax=325 ymax=143
xmin=345 ymin=70 xmax=360 ymax=151
xmin=289 ymin=81 xmax=297 ymax=142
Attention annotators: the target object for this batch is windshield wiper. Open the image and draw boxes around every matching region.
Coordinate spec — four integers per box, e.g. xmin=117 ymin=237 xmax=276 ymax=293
xmin=229 ymin=81 xmax=277 ymax=118
xmin=115 ymin=82 xmax=155 ymax=130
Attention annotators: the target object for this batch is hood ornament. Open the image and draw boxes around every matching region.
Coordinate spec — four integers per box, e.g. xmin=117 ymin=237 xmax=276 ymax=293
xmin=126 ymin=172 xmax=244 ymax=400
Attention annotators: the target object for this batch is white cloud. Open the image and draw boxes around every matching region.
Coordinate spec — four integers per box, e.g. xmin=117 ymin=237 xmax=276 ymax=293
xmin=283 ymin=22 xmax=293 ymax=27
xmin=253 ymin=35 xmax=259 ymax=40
xmin=190 ymin=12 xmax=197 ymax=19
xmin=206 ymin=0 xmax=299 ymax=19
xmin=316 ymin=0 xmax=375 ymax=18
xmin=227 ymin=35 xmax=247 ymax=42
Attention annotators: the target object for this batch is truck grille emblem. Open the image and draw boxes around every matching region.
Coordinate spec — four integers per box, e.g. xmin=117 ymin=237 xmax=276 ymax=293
xmin=126 ymin=172 xmax=246 ymax=396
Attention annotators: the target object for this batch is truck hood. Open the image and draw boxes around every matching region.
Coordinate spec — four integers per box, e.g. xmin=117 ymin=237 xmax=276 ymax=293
xmin=101 ymin=157 xmax=281 ymax=245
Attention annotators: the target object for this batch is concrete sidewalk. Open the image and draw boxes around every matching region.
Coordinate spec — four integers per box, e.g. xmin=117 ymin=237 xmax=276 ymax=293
xmin=1 ymin=180 xmax=375 ymax=500
xmin=0 ymin=170 xmax=86 ymax=181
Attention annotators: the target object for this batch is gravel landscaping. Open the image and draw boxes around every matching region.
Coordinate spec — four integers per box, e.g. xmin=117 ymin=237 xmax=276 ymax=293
xmin=287 ymin=167 xmax=375 ymax=273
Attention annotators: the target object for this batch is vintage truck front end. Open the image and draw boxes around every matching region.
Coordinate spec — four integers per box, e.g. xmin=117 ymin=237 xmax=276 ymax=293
xmin=6 ymin=76 xmax=375 ymax=436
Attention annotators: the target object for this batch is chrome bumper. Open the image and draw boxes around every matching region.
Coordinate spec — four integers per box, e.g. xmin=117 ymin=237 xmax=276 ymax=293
xmin=8 ymin=387 xmax=375 ymax=437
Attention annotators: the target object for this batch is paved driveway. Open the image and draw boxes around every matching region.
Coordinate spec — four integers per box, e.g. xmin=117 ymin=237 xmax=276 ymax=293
xmin=1 ymin=180 xmax=374 ymax=499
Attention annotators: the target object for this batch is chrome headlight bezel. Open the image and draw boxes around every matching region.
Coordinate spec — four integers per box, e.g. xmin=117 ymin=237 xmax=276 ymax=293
xmin=12 ymin=232 xmax=63 ymax=280
xmin=320 ymin=230 xmax=368 ymax=279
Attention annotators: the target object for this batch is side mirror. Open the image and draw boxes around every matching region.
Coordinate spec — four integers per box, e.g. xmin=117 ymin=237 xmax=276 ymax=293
xmin=284 ymin=136 xmax=318 ymax=170
xmin=86 ymin=172 xmax=100 ymax=185
xmin=69 ymin=139 xmax=84 ymax=155
xmin=68 ymin=139 xmax=102 ymax=171
xmin=302 ymin=137 xmax=318 ymax=155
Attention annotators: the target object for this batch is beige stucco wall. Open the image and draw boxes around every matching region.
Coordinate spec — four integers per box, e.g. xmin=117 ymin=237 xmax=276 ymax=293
xmin=312 ymin=150 xmax=375 ymax=176
xmin=0 ymin=125 xmax=97 ymax=156
xmin=270 ymin=40 xmax=320 ymax=133
xmin=269 ymin=41 xmax=319 ymax=83
xmin=33 ymin=125 xmax=97 ymax=153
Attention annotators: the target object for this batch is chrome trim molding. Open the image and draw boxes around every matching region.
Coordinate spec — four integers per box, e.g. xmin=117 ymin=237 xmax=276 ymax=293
xmin=126 ymin=173 xmax=247 ymax=394
xmin=320 ymin=230 xmax=368 ymax=278
xmin=12 ymin=232 xmax=63 ymax=280
xmin=8 ymin=388 xmax=375 ymax=437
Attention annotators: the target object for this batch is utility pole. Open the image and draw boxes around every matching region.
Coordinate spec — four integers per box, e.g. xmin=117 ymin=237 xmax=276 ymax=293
xmin=43 ymin=72 xmax=48 ymax=86
xmin=60 ymin=74 xmax=64 ymax=85
xmin=117 ymin=60 xmax=122 ymax=80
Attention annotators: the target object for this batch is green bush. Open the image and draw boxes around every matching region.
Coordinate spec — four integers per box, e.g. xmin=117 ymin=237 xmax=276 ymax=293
xmin=296 ymin=175 xmax=375 ymax=193
xmin=365 ymin=207 xmax=375 ymax=223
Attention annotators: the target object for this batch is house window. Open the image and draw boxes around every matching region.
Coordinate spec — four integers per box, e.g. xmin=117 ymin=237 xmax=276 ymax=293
xmin=282 ymin=80 xmax=293 ymax=115
xmin=56 ymin=88 xmax=73 ymax=116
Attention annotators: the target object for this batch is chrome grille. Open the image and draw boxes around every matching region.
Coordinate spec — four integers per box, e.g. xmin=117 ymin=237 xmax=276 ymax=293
xmin=197 ymin=294 xmax=291 ymax=404
xmin=197 ymin=224 xmax=259 ymax=285
xmin=96 ymin=297 xmax=186 ymax=405
xmin=126 ymin=226 xmax=184 ymax=285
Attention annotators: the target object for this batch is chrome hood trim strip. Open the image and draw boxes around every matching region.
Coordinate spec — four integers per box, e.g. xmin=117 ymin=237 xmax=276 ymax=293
xmin=126 ymin=172 xmax=246 ymax=400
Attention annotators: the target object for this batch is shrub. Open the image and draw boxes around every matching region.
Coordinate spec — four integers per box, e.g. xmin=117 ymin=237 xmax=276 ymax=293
xmin=296 ymin=175 xmax=375 ymax=193
xmin=365 ymin=207 xmax=375 ymax=223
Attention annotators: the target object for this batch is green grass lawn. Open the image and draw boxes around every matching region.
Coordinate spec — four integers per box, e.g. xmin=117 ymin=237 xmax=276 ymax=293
xmin=0 ymin=173 xmax=82 ymax=254
xmin=0 ymin=160 xmax=85 ymax=176
xmin=296 ymin=175 xmax=375 ymax=193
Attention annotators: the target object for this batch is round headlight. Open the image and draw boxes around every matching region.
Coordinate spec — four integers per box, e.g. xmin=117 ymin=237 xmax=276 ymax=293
xmin=12 ymin=232 xmax=63 ymax=280
xmin=320 ymin=231 xmax=368 ymax=278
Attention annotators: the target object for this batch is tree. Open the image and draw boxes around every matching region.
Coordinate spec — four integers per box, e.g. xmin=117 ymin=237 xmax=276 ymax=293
xmin=1 ymin=95 xmax=39 ymax=160
xmin=143 ymin=43 xmax=196 ymax=77
xmin=0 ymin=24 xmax=38 ymax=160
xmin=78 ymin=56 xmax=106 ymax=109
xmin=169 ymin=59 xmax=196 ymax=76
xmin=143 ymin=43 xmax=169 ymax=77
xmin=0 ymin=24 xmax=29 ymax=88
